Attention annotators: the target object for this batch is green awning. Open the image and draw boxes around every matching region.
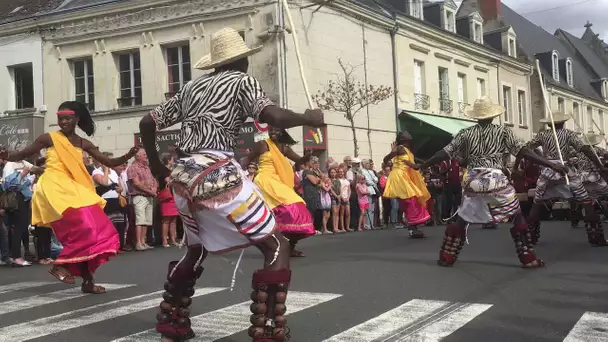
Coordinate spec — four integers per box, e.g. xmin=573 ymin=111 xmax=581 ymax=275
xmin=401 ymin=111 xmax=476 ymax=136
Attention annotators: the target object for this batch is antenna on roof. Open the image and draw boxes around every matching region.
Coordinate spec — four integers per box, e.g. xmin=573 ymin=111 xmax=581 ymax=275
xmin=584 ymin=21 xmax=593 ymax=29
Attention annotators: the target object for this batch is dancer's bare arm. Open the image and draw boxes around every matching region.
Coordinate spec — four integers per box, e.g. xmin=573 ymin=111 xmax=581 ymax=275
xmin=259 ymin=106 xmax=324 ymax=129
xmin=3 ymin=133 xmax=52 ymax=162
xmin=283 ymin=145 xmax=311 ymax=167
xmin=383 ymin=144 xmax=406 ymax=166
xmin=241 ymin=141 xmax=266 ymax=169
xmin=82 ymin=139 xmax=137 ymax=167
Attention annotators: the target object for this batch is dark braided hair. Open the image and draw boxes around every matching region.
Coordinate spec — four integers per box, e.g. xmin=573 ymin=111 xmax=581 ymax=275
xmin=58 ymin=101 xmax=95 ymax=136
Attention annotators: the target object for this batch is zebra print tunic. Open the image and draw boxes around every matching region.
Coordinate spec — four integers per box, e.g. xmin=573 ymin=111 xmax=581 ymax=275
xmin=527 ymin=128 xmax=584 ymax=160
xmin=443 ymin=123 xmax=524 ymax=170
xmin=151 ymin=70 xmax=274 ymax=153
xmin=575 ymin=146 xmax=608 ymax=172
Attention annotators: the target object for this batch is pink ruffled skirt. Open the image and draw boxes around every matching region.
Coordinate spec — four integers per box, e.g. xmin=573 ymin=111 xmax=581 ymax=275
xmin=398 ymin=198 xmax=431 ymax=226
xmin=51 ymin=205 xmax=119 ymax=277
xmin=272 ymin=202 xmax=315 ymax=238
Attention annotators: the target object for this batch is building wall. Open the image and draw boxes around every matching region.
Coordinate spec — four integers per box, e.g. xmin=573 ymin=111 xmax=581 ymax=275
xmin=498 ymin=67 xmax=532 ymax=141
xmin=281 ymin=4 xmax=396 ymax=164
xmin=395 ymin=29 xmax=499 ymax=120
xmin=41 ymin=1 xmax=278 ymax=157
xmin=0 ymin=34 xmax=44 ymax=112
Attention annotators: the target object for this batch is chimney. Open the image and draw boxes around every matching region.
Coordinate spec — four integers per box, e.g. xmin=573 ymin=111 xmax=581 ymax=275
xmin=479 ymin=0 xmax=501 ymax=21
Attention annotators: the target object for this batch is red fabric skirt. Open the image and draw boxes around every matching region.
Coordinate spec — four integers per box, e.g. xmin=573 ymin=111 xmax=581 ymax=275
xmin=51 ymin=205 xmax=119 ymax=277
xmin=398 ymin=198 xmax=431 ymax=226
xmin=272 ymin=202 xmax=315 ymax=238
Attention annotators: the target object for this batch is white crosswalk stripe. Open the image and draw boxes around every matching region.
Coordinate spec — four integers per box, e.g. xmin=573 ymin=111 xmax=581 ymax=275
xmin=0 ymin=286 xmax=226 ymax=341
xmin=0 ymin=281 xmax=605 ymax=341
xmin=113 ymin=291 xmax=342 ymax=342
xmin=322 ymin=299 xmax=492 ymax=341
xmin=564 ymin=311 xmax=608 ymax=341
xmin=0 ymin=283 xmax=135 ymax=315
xmin=0 ymin=281 xmax=55 ymax=295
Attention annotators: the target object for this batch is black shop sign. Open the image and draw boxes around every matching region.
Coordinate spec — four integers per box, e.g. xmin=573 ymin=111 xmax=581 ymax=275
xmin=134 ymin=122 xmax=257 ymax=155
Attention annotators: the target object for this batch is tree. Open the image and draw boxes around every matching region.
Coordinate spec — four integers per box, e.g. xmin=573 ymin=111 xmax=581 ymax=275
xmin=313 ymin=58 xmax=393 ymax=157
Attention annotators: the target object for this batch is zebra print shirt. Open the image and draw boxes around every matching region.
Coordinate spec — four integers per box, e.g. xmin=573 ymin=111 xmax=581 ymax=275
xmin=151 ymin=70 xmax=274 ymax=153
xmin=576 ymin=146 xmax=608 ymax=172
xmin=527 ymin=128 xmax=584 ymax=160
xmin=443 ymin=123 xmax=524 ymax=169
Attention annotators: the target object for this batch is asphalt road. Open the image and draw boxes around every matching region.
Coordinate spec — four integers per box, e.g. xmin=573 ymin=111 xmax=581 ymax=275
xmin=0 ymin=221 xmax=607 ymax=342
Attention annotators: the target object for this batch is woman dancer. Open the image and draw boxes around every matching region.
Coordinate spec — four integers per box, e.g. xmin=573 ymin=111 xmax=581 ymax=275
xmin=244 ymin=127 xmax=315 ymax=257
xmin=1 ymin=101 xmax=137 ymax=293
xmin=383 ymin=131 xmax=431 ymax=238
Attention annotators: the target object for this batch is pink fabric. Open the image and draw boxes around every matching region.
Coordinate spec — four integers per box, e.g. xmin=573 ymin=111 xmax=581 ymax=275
xmin=51 ymin=205 xmax=119 ymax=277
xmin=359 ymin=202 xmax=370 ymax=211
xmin=272 ymin=202 xmax=315 ymax=238
xmin=398 ymin=197 xmax=431 ymax=226
xmin=158 ymin=188 xmax=179 ymax=217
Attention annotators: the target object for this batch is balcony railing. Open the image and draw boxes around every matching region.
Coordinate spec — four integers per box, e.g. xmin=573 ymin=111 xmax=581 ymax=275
xmin=458 ymin=102 xmax=469 ymax=115
xmin=439 ymin=98 xmax=453 ymax=114
xmin=414 ymin=93 xmax=430 ymax=110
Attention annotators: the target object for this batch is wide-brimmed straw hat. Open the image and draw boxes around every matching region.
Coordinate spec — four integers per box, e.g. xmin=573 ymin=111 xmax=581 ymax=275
xmin=585 ymin=132 xmax=604 ymax=146
xmin=465 ymin=96 xmax=505 ymax=120
xmin=539 ymin=111 xmax=571 ymax=124
xmin=194 ymin=28 xmax=262 ymax=70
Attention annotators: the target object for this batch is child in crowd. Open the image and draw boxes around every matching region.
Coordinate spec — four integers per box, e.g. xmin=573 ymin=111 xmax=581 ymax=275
xmin=329 ymin=167 xmax=344 ymax=233
xmin=338 ymin=167 xmax=352 ymax=232
xmin=158 ymin=153 xmax=178 ymax=248
xmin=356 ymin=174 xmax=370 ymax=231
xmin=320 ymin=173 xmax=333 ymax=234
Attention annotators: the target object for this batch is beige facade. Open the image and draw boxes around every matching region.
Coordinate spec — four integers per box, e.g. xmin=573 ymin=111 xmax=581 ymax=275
xmin=39 ymin=0 xmax=279 ymax=157
xmin=394 ymin=12 xmax=533 ymax=142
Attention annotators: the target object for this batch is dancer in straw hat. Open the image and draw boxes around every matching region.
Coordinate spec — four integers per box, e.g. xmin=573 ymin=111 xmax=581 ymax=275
xmin=138 ymin=27 xmax=324 ymax=342
xmin=419 ymin=96 xmax=565 ymax=268
xmin=565 ymin=133 xmax=608 ymax=234
xmin=515 ymin=113 xmax=608 ymax=247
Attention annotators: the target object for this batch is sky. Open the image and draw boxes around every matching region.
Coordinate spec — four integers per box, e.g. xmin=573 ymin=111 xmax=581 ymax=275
xmin=456 ymin=0 xmax=608 ymax=39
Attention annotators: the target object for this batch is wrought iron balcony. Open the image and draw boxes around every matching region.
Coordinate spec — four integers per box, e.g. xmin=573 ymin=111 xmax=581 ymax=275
xmin=458 ymin=102 xmax=469 ymax=115
xmin=439 ymin=98 xmax=453 ymax=114
xmin=414 ymin=93 xmax=430 ymax=110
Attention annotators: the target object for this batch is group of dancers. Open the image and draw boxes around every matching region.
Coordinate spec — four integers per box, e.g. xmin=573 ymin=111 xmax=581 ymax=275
xmin=2 ymin=27 xmax=607 ymax=341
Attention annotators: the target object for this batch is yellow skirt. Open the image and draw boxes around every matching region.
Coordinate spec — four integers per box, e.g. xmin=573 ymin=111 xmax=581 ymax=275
xmin=254 ymin=172 xmax=304 ymax=210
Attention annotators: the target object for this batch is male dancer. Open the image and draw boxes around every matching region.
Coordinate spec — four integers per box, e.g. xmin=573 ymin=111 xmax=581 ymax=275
xmin=139 ymin=28 xmax=324 ymax=342
xmin=419 ymin=97 xmax=566 ymax=268
xmin=567 ymin=133 xmax=608 ymax=234
xmin=517 ymin=113 xmax=608 ymax=246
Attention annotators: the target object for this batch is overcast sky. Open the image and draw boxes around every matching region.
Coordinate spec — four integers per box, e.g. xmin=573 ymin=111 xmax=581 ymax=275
xmin=456 ymin=0 xmax=608 ymax=39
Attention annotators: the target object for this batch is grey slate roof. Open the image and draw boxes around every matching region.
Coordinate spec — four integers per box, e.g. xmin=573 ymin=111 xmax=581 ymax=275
xmin=558 ymin=29 xmax=608 ymax=80
xmin=0 ymin=0 xmax=64 ymax=24
xmin=500 ymin=4 xmax=602 ymax=101
xmin=55 ymin=0 xmax=126 ymax=11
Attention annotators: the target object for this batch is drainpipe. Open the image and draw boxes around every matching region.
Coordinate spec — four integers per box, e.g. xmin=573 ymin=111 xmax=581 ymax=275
xmin=390 ymin=22 xmax=400 ymax=131
xmin=276 ymin=0 xmax=288 ymax=108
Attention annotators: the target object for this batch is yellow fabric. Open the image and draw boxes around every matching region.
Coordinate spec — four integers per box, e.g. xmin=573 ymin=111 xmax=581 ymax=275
xmin=31 ymin=131 xmax=106 ymax=226
xmin=383 ymin=146 xmax=431 ymax=205
xmin=266 ymin=139 xmax=294 ymax=188
xmin=461 ymin=169 xmax=468 ymax=186
xmin=254 ymin=140 xmax=303 ymax=209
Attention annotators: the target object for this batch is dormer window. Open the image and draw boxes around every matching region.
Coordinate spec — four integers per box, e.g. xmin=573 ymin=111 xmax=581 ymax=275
xmin=603 ymin=80 xmax=608 ymax=98
xmin=410 ymin=0 xmax=423 ymax=19
xmin=508 ymin=38 xmax=516 ymax=57
xmin=445 ymin=10 xmax=455 ymax=32
xmin=565 ymin=58 xmax=574 ymax=87
xmin=468 ymin=12 xmax=484 ymax=44
xmin=442 ymin=0 xmax=457 ymax=33
xmin=552 ymin=50 xmax=560 ymax=81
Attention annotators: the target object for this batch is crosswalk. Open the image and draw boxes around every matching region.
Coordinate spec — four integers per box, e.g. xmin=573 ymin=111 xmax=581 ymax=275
xmin=0 ymin=281 xmax=606 ymax=341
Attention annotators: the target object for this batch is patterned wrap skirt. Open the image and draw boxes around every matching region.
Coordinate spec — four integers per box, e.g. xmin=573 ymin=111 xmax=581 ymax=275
xmin=580 ymin=170 xmax=608 ymax=200
xmin=458 ymin=168 xmax=521 ymax=224
xmin=534 ymin=160 xmax=589 ymax=202
xmin=168 ymin=150 xmax=277 ymax=254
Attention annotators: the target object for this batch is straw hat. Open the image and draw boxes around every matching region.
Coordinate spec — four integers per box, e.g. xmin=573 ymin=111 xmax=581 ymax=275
xmin=465 ymin=96 xmax=505 ymax=120
xmin=539 ymin=111 xmax=571 ymax=124
xmin=194 ymin=28 xmax=262 ymax=70
xmin=585 ymin=132 xmax=604 ymax=146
